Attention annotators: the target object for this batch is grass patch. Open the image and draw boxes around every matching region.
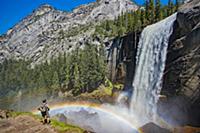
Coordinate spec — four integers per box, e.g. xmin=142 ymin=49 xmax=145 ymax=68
xmin=51 ymin=119 xmax=84 ymax=133
xmin=10 ymin=111 xmax=42 ymax=120
xmin=10 ymin=111 xmax=85 ymax=133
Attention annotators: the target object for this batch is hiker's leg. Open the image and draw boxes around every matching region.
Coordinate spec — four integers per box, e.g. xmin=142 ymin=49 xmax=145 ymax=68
xmin=46 ymin=112 xmax=50 ymax=124
xmin=44 ymin=116 xmax=47 ymax=124
xmin=45 ymin=115 xmax=48 ymax=123
xmin=41 ymin=112 xmax=46 ymax=124
xmin=47 ymin=117 xmax=50 ymax=124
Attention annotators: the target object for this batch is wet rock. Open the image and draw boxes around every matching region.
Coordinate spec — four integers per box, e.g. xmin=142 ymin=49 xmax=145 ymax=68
xmin=161 ymin=0 xmax=200 ymax=126
xmin=174 ymin=126 xmax=200 ymax=133
xmin=107 ymin=32 xmax=139 ymax=85
xmin=52 ymin=113 xmax=68 ymax=123
xmin=139 ymin=122 xmax=171 ymax=133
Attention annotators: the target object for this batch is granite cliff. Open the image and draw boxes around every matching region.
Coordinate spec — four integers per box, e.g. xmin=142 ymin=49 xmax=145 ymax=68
xmin=0 ymin=0 xmax=137 ymax=65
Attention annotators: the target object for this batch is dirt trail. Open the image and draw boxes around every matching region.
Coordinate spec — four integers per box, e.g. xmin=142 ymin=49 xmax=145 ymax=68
xmin=0 ymin=115 xmax=56 ymax=133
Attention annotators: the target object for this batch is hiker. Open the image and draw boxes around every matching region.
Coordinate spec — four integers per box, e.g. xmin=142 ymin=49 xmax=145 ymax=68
xmin=38 ymin=99 xmax=50 ymax=124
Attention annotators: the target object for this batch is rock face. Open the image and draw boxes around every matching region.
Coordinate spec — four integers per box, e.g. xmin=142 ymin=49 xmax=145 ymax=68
xmin=160 ymin=0 xmax=200 ymax=126
xmin=107 ymin=32 xmax=139 ymax=86
xmin=0 ymin=0 xmax=137 ymax=65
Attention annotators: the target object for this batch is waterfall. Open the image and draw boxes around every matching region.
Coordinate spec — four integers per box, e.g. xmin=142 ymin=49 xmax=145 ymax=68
xmin=130 ymin=13 xmax=177 ymax=122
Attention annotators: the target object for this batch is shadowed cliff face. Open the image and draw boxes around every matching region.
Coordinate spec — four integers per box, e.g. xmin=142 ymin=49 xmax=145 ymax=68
xmin=107 ymin=32 xmax=140 ymax=89
xmin=160 ymin=0 xmax=200 ymax=126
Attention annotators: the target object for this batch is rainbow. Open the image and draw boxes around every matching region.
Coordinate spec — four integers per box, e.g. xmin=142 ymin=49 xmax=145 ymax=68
xmin=33 ymin=101 xmax=141 ymax=132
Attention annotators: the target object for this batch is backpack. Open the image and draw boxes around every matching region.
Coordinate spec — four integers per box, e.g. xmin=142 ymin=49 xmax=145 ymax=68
xmin=40 ymin=104 xmax=49 ymax=113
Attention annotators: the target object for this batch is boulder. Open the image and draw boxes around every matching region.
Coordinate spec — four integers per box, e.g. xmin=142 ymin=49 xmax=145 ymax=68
xmin=0 ymin=109 xmax=11 ymax=119
xmin=139 ymin=122 xmax=171 ymax=133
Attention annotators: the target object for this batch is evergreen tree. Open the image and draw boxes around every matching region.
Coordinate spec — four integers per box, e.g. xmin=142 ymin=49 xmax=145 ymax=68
xmin=0 ymin=43 xmax=107 ymax=97
xmin=145 ymin=0 xmax=150 ymax=22
xmin=167 ymin=0 xmax=174 ymax=16
xmin=64 ymin=63 xmax=70 ymax=90
xmin=37 ymin=71 xmax=45 ymax=88
xmin=127 ymin=12 xmax=134 ymax=32
xmin=105 ymin=20 xmax=111 ymax=31
xmin=117 ymin=12 xmax=125 ymax=36
xmin=155 ymin=0 xmax=162 ymax=21
xmin=133 ymin=11 xmax=141 ymax=31
xmin=41 ymin=61 xmax=52 ymax=89
xmin=72 ymin=63 xmax=82 ymax=95
xmin=175 ymin=0 xmax=180 ymax=11
xmin=52 ymin=71 xmax=59 ymax=88
xmin=140 ymin=8 xmax=146 ymax=28
xmin=125 ymin=12 xmax=129 ymax=31
xmin=149 ymin=0 xmax=155 ymax=23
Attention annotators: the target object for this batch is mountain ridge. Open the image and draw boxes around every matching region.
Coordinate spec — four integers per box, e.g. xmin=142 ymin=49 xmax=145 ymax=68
xmin=0 ymin=0 xmax=138 ymax=65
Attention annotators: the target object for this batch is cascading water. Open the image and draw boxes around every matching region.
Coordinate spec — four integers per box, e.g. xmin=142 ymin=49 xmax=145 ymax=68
xmin=43 ymin=14 xmax=178 ymax=132
xmin=130 ymin=13 xmax=177 ymax=123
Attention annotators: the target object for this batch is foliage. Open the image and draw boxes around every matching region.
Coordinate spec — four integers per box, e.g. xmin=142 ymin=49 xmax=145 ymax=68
xmin=80 ymin=81 xmax=124 ymax=99
xmin=0 ymin=44 xmax=107 ymax=97
xmin=94 ymin=0 xmax=179 ymax=38
xmin=51 ymin=119 xmax=84 ymax=133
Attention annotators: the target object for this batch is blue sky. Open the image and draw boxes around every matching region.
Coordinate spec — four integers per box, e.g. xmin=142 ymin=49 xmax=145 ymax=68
xmin=0 ymin=0 xmax=169 ymax=35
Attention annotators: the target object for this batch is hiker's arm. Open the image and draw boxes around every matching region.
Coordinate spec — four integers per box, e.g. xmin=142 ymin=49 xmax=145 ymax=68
xmin=37 ymin=106 xmax=41 ymax=111
xmin=47 ymin=106 xmax=50 ymax=111
xmin=46 ymin=104 xmax=50 ymax=111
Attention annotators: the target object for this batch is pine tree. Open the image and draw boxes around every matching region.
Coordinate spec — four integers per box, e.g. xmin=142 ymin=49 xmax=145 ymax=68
xmin=149 ymin=0 xmax=155 ymax=23
xmin=167 ymin=0 xmax=174 ymax=16
xmin=0 ymin=40 xmax=107 ymax=97
xmin=37 ymin=69 xmax=46 ymax=89
xmin=155 ymin=0 xmax=162 ymax=21
xmin=175 ymin=0 xmax=180 ymax=11
xmin=127 ymin=12 xmax=134 ymax=32
xmin=140 ymin=8 xmax=146 ymax=28
xmin=72 ymin=63 xmax=81 ymax=95
xmin=98 ymin=44 xmax=107 ymax=77
xmin=133 ymin=11 xmax=140 ymax=31
xmin=64 ymin=63 xmax=70 ymax=90
xmin=125 ymin=12 xmax=129 ymax=31
xmin=118 ymin=12 xmax=125 ymax=36
xmin=52 ymin=71 xmax=59 ymax=88
xmin=42 ymin=61 xmax=52 ymax=89
xmin=105 ymin=20 xmax=111 ymax=31
xmin=145 ymin=0 xmax=150 ymax=23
